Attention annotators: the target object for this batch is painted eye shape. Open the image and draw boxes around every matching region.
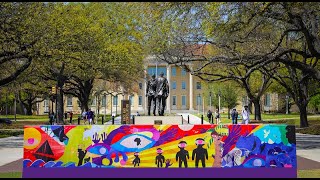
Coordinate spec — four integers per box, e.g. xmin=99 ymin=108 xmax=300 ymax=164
xmin=24 ymin=138 xmax=40 ymax=149
xmin=87 ymin=145 xmax=109 ymax=155
xmin=119 ymin=134 xmax=153 ymax=150
xmin=24 ymin=128 xmax=41 ymax=149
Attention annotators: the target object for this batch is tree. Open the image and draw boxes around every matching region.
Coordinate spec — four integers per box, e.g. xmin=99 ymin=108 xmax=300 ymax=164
xmin=0 ymin=2 xmax=47 ymax=87
xmin=263 ymin=55 xmax=320 ymax=127
xmin=61 ymin=2 xmax=145 ymax=113
xmin=204 ymin=81 xmax=240 ymax=119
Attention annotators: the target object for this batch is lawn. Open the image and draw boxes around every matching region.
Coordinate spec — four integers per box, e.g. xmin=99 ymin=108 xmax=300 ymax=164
xmin=0 ymin=169 xmax=318 ymax=178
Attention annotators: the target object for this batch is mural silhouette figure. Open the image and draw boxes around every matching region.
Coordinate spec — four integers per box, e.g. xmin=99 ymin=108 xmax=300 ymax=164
xmin=192 ymin=138 xmax=208 ymax=168
xmin=155 ymin=148 xmax=165 ymax=168
xmin=132 ymin=152 xmax=140 ymax=167
xmin=156 ymin=72 xmax=169 ymax=116
xmin=176 ymin=141 xmax=189 ymax=168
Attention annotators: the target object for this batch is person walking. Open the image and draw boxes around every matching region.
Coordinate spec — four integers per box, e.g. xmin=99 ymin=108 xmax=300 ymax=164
xmin=82 ymin=110 xmax=87 ymax=124
xmin=69 ymin=111 xmax=73 ymax=123
xmin=215 ymin=109 xmax=220 ymax=124
xmin=241 ymin=106 xmax=250 ymax=125
xmin=231 ymin=109 xmax=238 ymax=124
xmin=207 ymin=110 xmax=213 ymax=123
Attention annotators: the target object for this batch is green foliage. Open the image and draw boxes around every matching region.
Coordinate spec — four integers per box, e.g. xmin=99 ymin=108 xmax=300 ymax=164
xmin=203 ymin=81 xmax=241 ymax=109
xmin=308 ymin=94 xmax=320 ymax=112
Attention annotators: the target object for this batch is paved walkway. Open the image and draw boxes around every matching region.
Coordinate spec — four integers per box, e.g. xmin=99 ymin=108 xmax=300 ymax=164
xmin=0 ymin=136 xmax=23 ymax=167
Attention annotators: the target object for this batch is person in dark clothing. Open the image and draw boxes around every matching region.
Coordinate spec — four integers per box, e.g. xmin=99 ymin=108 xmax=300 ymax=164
xmin=69 ymin=111 xmax=73 ymax=122
xmin=64 ymin=112 xmax=68 ymax=121
xmin=176 ymin=141 xmax=189 ymax=168
xmin=146 ymin=74 xmax=157 ymax=116
xmin=231 ymin=108 xmax=238 ymax=124
xmin=156 ymin=72 xmax=169 ymax=116
xmin=155 ymin=148 xmax=165 ymax=168
xmin=192 ymin=138 xmax=208 ymax=168
xmin=207 ymin=110 xmax=213 ymax=123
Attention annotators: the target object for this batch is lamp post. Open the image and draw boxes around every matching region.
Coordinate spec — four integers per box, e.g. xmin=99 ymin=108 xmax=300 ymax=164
xmin=115 ymin=95 xmax=118 ymax=116
xmin=218 ymin=90 xmax=221 ymax=114
xmin=104 ymin=93 xmax=107 ymax=122
xmin=198 ymin=94 xmax=200 ymax=115
xmin=285 ymin=94 xmax=289 ymax=114
xmin=209 ymin=92 xmax=212 ymax=111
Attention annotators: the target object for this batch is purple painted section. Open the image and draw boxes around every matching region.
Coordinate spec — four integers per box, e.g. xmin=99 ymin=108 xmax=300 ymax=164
xmin=23 ymin=167 xmax=297 ymax=178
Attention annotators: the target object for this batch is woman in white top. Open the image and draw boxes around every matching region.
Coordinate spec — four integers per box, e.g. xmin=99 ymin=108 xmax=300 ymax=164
xmin=241 ymin=106 xmax=250 ymax=124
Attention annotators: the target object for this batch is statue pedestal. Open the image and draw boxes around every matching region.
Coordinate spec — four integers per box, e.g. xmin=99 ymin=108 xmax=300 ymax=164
xmin=134 ymin=115 xmax=184 ymax=125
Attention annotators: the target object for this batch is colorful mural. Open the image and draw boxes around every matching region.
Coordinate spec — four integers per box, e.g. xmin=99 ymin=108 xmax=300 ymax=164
xmin=23 ymin=124 xmax=296 ymax=168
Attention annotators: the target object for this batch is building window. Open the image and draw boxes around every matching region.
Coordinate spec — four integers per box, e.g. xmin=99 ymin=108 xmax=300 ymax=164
xmin=172 ymin=81 xmax=176 ymax=90
xmin=43 ymin=99 xmax=49 ymax=107
xmin=44 ymin=99 xmax=49 ymax=113
xmin=101 ymin=95 xmax=106 ymax=107
xmin=148 ymin=67 xmax=167 ymax=76
xmin=196 ymin=95 xmax=202 ymax=105
xmin=181 ymin=68 xmax=186 ymax=76
xmin=172 ymin=96 xmax=176 ymax=106
xmin=171 ymin=67 xmax=176 ymax=76
xmin=138 ymin=96 xmax=142 ymax=106
xmin=265 ymin=94 xmax=271 ymax=107
xmin=182 ymin=81 xmax=186 ymax=90
xmin=91 ymin=96 xmax=96 ymax=106
xmin=130 ymin=95 xmax=134 ymax=106
xmin=196 ymin=82 xmax=201 ymax=89
xmin=182 ymin=96 xmax=186 ymax=106
xmin=139 ymin=83 xmax=143 ymax=90
xmin=67 ymin=96 xmax=73 ymax=106
xmin=113 ymin=96 xmax=118 ymax=106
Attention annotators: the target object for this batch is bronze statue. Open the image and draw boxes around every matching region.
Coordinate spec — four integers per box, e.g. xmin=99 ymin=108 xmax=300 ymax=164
xmin=146 ymin=74 xmax=157 ymax=116
xmin=156 ymin=72 xmax=169 ymax=116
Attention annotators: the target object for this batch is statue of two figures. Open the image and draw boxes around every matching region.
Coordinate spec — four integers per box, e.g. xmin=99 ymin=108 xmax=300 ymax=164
xmin=146 ymin=72 xmax=169 ymax=116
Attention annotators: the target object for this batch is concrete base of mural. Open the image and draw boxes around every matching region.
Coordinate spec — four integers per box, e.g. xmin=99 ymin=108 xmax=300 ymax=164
xmin=23 ymin=124 xmax=297 ymax=178
xmin=134 ymin=115 xmax=183 ymax=125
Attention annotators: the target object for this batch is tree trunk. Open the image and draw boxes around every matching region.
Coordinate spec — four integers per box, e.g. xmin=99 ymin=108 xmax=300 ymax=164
xmin=315 ymin=107 xmax=319 ymax=114
xmin=227 ymin=107 xmax=230 ymax=119
xmin=77 ymin=79 xmax=94 ymax=113
xmin=298 ymin=103 xmax=309 ymax=128
xmin=56 ymin=79 xmax=65 ymax=124
xmin=26 ymin=105 xmax=33 ymax=115
xmin=252 ymin=99 xmax=262 ymax=121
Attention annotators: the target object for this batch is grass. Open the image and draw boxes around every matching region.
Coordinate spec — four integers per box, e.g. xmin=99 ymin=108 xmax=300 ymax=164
xmin=0 ymin=129 xmax=24 ymax=138
xmin=298 ymin=169 xmax=320 ymax=178
xmin=0 ymin=169 xmax=318 ymax=178
xmin=0 ymin=172 xmax=22 ymax=178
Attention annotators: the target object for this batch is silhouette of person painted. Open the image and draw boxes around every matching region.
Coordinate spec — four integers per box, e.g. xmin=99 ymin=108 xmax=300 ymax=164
xmin=146 ymin=74 xmax=157 ymax=116
xmin=155 ymin=148 xmax=165 ymax=168
xmin=192 ymin=138 xmax=208 ymax=168
xmin=134 ymin=137 xmax=141 ymax=146
xmin=176 ymin=141 xmax=189 ymax=168
xmin=132 ymin=152 xmax=140 ymax=167
xmin=77 ymin=147 xmax=87 ymax=166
